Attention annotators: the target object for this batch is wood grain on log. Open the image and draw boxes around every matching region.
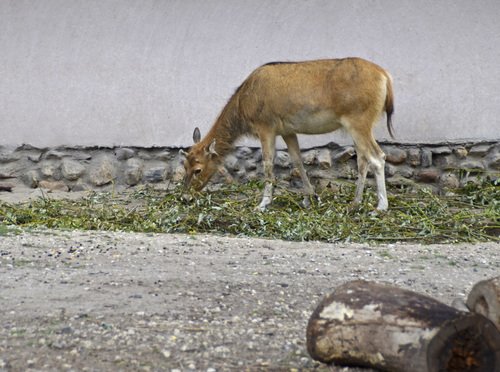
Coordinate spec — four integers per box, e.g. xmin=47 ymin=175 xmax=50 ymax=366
xmin=307 ymin=280 xmax=500 ymax=372
xmin=466 ymin=276 xmax=500 ymax=331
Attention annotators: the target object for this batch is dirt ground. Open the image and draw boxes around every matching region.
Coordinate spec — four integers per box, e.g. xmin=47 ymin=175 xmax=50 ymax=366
xmin=0 ymin=222 xmax=499 ymax=371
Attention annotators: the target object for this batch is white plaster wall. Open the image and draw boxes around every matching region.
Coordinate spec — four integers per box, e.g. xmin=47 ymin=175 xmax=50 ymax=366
xmin=0 ymin=0 xmax=499 ymax=148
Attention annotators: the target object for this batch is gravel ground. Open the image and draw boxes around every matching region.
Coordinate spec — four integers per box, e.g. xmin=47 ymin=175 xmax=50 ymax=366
xmin=0 ymin=227 xmax=499 ymax=371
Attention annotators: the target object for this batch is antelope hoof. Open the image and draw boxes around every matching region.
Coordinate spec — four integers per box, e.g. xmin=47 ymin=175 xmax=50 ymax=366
xmin=301 ymin=196 xmax=311 ymax=209
xmin=301 ymin=194 xmax=319 ymax=209
xmin=182 ymin=193 xmax=193 ymax=203
xmin=370 ymin=206 xmax=388 ymax=216
xmin=348 ymin=200 xmax=361 ymax=212
xmin=257 ymin=197 xmax=272 ymax=212
xmin=376 ymin=202 xmax=388 ymax=212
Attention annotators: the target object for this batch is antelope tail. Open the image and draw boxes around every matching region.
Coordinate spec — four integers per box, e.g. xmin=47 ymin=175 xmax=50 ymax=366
xmin=385 ymin=75 xmax=395 ymax=139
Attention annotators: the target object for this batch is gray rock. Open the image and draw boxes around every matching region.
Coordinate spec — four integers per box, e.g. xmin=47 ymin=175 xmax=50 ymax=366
xmin=386 ymin=175 xmax=419 ymax=188
xmin=386 ymin=164 xmax=414 ymax=178
xmin=61 ymin=159 xmax=86 ymax=181
xmin=385 ymin=163 xmax=397 ymax=177
xmin=469 ymin=144 xmax=492 ymax=156
xmin=28 ymin=152 xmax=43 ymax=163
xmin=138 ymin=151 xmax=153 ymax=160
xmin=332 ymin=146 xmax=355 ymax=162
xmin=244 ymin=159 xmax=257 ymax=171
xmin=15 ymin=144 xmax=40 ymax=151
xmin=333 ymin=160 xmax=357 ymax=179
xmin=430 ymin=146 xmax=452 ymax=155
xmin=22 ymin=170 xmax=40 ymax=188
xmin=384 ymin=147 xmax=407 ymax=164
xmin=421 ymin=149 xmax=433 ymax=168
xmin=235 ymin=147 xmax=253 ymax=159
xmin=326 ymin=141 xmax=342 ymax=150
xmin=235 ymin=168 xmax=248 ymax=181
xmin=433 ymin=155 xmax=455 ymax=169
xmin=155 ymin=150 xmax=171 ymax=161
xmin=72 ymin=152 xmax=92 ymax=161
xmin=41 ymin=162 xmax=62 ymax=180
xmin=274 ymin=151 xmax=290 ymax=168
xmin=45 ymin=150 xmax=67 ymax=160
xmin=317 ymin=149 xmax=332 ymax=169
xmin=245 ymin=170 xmax=259 ymax=181
xmin=224 ymin=154 xmax=240 ymax=171
xmin=71 ymin=182 xmax=91 ymax=192
xmin=407 ymin=148 xmax=421 ymax=166
xmin=115 ymin=148 xmax=135 ymax=161
xmin=0 ymin=151 xmax=20 ymax=163
xmin=486 ymin=152 xmax=500 ymax=170
xmin=90 ymin=157 xmax=116 ymax=186
xmin=39 ymin=180 xmax=69 ymax=192
xmin=416 ymin=168 xmax=440 ymax=183
xmin=301 ymin=150 xmax=317 ymax=165
xmin=397 ymin=166 xmax=415 ymax=178
xmin=439 ymin=172 xmax=459 ymax=189
xmin=253 ymin=149 xmax=263 ymax=163
xmin=172 ymin=165 xmax=186 ymax=182
xmin=454 ymin=147 xmax=468 ymax=159
xmin=124 ymin=159 xmax=144 ymax=186
xmin=308 ymin=169 xmax=335 ymax=181
xmin=144 ymin=167 xmax=167 ymax=183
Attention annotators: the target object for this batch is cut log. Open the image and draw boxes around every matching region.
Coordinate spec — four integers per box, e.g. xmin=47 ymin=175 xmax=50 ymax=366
xmin=307 ymin=280 xmax=500 ymax=372
xmin=466 ymin=276 xmax=500 ymax=331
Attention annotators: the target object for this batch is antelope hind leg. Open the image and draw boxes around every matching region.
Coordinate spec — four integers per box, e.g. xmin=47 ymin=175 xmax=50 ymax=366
xmin=353 ymin=154 xmax=369 ymax=207
xmin=350 ymin=126 xmax=388 ymax=211
xmin=282 ymin=134 xmax=316 ymax=208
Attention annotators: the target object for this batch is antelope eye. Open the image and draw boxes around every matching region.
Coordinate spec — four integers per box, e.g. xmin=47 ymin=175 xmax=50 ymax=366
xmin=194 ymin=168 xmax=202 ymax=175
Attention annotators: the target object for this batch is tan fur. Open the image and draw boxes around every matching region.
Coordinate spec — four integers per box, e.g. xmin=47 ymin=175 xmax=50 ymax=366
xmin=183 ymin=57 xmax=394 ymax=210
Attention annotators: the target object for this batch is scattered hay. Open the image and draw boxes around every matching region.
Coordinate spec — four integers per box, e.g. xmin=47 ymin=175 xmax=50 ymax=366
xmin=0 ymin=180 xmax=498 ymax=244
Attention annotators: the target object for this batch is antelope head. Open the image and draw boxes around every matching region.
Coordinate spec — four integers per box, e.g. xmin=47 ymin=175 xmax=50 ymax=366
xmin=180 ymin=127 xmax=219 ymax=191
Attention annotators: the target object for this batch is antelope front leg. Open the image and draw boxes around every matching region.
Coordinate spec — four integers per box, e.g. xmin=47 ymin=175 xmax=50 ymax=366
xmin=258 ymin=134 xmax=276 ymax=211
xmin=259 ymin=180 xmax=274 ymax=211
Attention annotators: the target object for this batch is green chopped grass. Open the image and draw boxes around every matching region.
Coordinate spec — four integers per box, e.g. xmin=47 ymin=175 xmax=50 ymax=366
xmin=0 ymin=179 xmax=498 ymax=244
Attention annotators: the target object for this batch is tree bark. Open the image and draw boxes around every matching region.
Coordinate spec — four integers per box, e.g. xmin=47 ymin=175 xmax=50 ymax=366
xmin=306 ymin=280 xmax=500 ymax=372
xmin=466 ymin=276 xmax=500 ymax=331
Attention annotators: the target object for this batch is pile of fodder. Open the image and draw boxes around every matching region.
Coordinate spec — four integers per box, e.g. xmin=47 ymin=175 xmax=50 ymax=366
xmin=0 ymin=180 xmax=498 ymax=243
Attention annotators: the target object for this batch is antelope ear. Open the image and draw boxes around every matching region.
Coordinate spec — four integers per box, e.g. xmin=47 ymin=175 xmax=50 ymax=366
xmin=179 ymin=149 xmax=188 ymax=157
xmin=207 ymin=139 xmax=218 ymax=157
xmin=193 ymin=127 xmax=201 ymax=143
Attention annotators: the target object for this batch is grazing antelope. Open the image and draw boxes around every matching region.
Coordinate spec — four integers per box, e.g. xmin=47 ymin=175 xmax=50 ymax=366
xmin=182 ymin=57 xmax=394 ymax=211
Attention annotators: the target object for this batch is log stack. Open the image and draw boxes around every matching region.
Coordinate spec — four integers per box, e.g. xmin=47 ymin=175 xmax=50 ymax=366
xmin=307 ymin=279 xmax=500 ymax=372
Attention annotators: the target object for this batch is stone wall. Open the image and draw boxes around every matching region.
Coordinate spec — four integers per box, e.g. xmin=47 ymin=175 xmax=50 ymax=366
xmin=0 ymin=142 xmax=499 ymax=195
